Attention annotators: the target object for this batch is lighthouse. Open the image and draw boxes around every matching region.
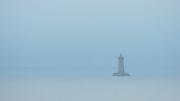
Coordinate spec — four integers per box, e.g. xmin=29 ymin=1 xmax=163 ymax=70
xmin=112 ymin=54 xmax=130 ymax=76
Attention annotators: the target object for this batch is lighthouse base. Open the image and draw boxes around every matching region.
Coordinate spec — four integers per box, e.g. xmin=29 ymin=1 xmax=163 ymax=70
xmin=112 ymin=72 xmax=130 ymax=76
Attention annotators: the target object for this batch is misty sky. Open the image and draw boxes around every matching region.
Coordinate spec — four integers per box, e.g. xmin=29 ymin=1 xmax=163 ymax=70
xmin=0 ymin=0 xmax=180 ymax=68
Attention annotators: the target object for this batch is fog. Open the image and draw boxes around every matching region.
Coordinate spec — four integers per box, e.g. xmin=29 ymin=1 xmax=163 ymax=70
xmin=0 ymin=0 xmax=180 ymax=101
xmin=1 ymin=0 xmax=180 ymax=68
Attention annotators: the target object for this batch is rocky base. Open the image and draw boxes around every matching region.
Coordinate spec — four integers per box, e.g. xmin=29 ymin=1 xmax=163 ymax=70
xmin=112 ymin=72 xmax=130 ymax=76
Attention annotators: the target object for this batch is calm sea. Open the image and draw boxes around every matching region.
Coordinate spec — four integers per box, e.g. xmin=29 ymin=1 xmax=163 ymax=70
xmin=0 ymin=67 xmax=180 ymax=101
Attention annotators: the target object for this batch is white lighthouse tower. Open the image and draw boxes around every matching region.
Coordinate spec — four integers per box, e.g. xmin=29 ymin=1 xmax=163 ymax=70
xmin=112 ymin=54 xmax=130 ymax=76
